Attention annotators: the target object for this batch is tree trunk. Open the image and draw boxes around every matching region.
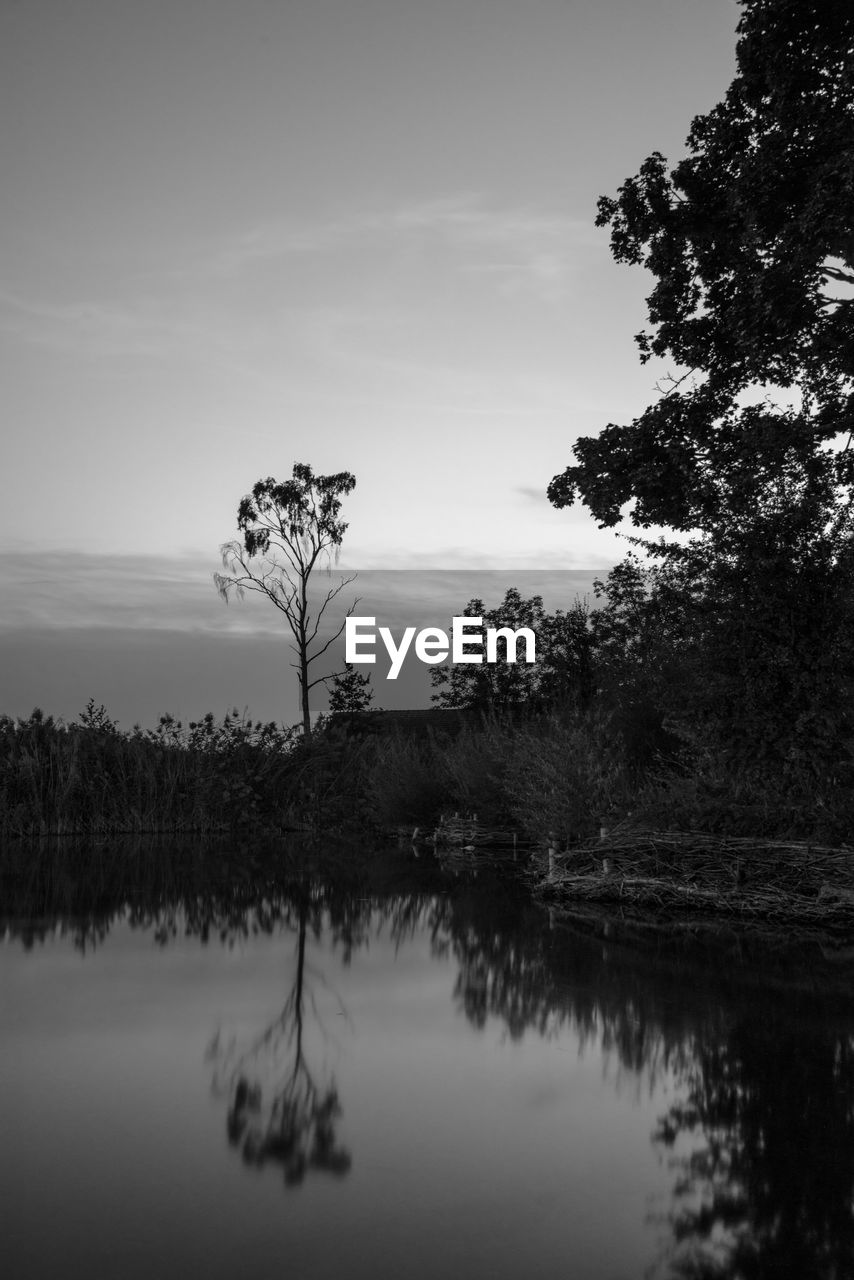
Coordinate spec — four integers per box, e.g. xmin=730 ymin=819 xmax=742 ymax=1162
xmin=300 ymin=649 xmax=311 ymax=739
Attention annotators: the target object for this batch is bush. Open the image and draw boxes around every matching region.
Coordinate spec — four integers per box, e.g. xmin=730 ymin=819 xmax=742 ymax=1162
xmin=501 ymin=714 xmax=630 ymax=846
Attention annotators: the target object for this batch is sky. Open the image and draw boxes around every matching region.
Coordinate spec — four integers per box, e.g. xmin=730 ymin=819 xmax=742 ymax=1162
xmin=0 ymin=0 xmax=741 ymax=727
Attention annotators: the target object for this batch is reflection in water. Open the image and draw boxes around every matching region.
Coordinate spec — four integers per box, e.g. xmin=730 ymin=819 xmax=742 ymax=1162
xmin=208 ymin=892 xmax=353 ymax=1185
xmin=3 ymin=839 xmax=854 ymax=1277
xmin=443 ymin=886 xmax=854 ymax=1279
xmin=649 ymin=1015 xmax=854 ymax=1279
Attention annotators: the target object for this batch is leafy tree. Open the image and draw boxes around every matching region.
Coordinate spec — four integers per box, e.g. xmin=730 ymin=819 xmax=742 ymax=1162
xmin=592 ymin=520 xmax=854 ymax=783
xmin=327 ymin=663 xmax=374 ymax=714
xmin=215 ymin=463 xmax=357 ymax=738
xmin=430 ymin=588 xmax=595 ymax=715
xmin=430 ymin=589 xmax=542 ymax=713
xmin=549 ymin=0 xmax=854 ymax=532
xmin=547 ymin=0 xmax=854 ymax=782
xmin=587 ymin=556 xmax=689 ymax=769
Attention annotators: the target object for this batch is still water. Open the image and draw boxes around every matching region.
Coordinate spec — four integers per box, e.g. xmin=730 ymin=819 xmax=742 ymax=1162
xmin=2 ymin=841 xmax=853 ymax=1280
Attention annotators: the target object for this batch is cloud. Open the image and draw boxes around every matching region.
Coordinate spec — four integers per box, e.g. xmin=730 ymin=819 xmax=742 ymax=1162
xmin=206 ymin=194 xmax=598 ymax=302
xmin=0 ymin=284 xmax=252 ymax=364
xmin=515 ymin=485 xmax=550 ymax=503
xmin=0 ymin=287 xmax=167 ymax=357
xmin=1 ymin=548 xmax=604 ymax=634
xmin=0 ymin=194 xmax=596 ymax=402
xmin=0 ymin=548 xmax=263 ymax=634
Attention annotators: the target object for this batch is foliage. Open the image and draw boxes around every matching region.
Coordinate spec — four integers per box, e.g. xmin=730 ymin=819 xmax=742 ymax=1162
xmin=588 ymin=490 xmax=854 ymax=783
xmin=500 ymin=714 xmax=629 ymax=846
xmin=327 ymin=663 xmax=374 ymax=714
xmin=545 ymin=0 xmax=854 ymax=800
xmin=549 ymin=0 xmax=854 ymax=532
xmin=364 ymin=732 xmax=453 ymax=830
xmin=0 ymin=705 xmax=298 ymax=837
xmin=78 ymin=697 xmax=119 ymax=734
xmin=215 ymin=462 xmax=357 ymax=737
xmin=430 ymin=588 xmax=595 ymax=715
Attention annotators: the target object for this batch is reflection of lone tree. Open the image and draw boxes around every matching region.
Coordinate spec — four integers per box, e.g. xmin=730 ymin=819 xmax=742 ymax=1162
xmin=208 ymin=898 xmax=352 ymax=1186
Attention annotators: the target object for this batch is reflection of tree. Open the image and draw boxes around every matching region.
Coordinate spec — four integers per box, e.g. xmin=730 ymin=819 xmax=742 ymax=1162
xmin=441 ymin=884 xmax=700 ymax=1074
xmin=0 ymin=836 xmax=445 ymax=954
xmin=208 ymin=894 xmax=353 ymax=1186
xmin=649 ymin=1015 xmax=854 ymax=1280
xmin=438 ymin=883 xmax=854 ymax=1279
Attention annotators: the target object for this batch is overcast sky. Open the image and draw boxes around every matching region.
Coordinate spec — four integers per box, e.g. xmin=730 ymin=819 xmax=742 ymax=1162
xmin=0 ymin=0 xmax=740 ymax=726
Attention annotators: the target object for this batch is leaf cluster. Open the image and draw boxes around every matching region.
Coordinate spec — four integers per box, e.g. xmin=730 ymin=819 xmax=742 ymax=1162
xmin=550 ymin=0 xmax=854 ymax=532
xmin=429 ymin=588 xmax=595 ymax=716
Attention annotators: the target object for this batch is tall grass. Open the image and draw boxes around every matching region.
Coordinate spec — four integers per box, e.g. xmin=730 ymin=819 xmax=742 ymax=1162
xmin=0 ymin=706 xmax=298 ymax=837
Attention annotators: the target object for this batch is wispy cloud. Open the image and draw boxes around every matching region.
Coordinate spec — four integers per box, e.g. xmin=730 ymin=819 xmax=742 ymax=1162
xmin=206 ymin=194 xmax=598 ymax=302
xmin=0 ymin=285 xmax=245 ymax=362
xmin=0 ymin=287 xmax=166 ymax=357
xmin=0 ymin=549 xmax=261 ymax=634
xmin=0 ymin=195 xmax=598 ymax=417
xmin=1 ymin=548 xmax=605 ymax=634
xmin=515 ymin=485 xmax=550 ymax=504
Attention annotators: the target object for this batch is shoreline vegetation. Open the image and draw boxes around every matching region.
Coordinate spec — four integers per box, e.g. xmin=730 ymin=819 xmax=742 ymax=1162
xmin=3 ymin=699 xmax=854 ymax=938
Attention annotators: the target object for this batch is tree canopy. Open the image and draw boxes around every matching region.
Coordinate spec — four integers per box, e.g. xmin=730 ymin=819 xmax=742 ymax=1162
xmin=430 ymin=588 xmax=595 ymax=715
xmin=549 ymin=0 xmax=854 ymax=533
xmin=544 ymin=0 xmax=854 ymax=784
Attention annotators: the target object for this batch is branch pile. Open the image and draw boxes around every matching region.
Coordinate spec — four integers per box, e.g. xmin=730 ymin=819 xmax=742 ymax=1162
xmin=532 ymin=830 xmax=854 ymax=932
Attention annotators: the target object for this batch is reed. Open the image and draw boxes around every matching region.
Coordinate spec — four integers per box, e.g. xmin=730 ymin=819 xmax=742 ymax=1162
xmin=0 ymin=707 xmax=298 ymax=837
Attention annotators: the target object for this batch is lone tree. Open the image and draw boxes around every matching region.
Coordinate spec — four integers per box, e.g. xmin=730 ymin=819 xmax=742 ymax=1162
xmin=215 ymin=463 xmax=357 ymax=738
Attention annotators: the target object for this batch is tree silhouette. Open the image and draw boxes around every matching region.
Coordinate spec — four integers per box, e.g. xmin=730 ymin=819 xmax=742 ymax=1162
xmin=430 ymin=588 xmax=595 ymax=715
xmin=548 ymin=0 xmax=854 ymax=786
xmin=549 ymin=0 xmax=854 ymax=534
xmin=327 ymin=662 xmax=374 ymax=714
xmin=215 ymin=463 xmax=357 ymax=737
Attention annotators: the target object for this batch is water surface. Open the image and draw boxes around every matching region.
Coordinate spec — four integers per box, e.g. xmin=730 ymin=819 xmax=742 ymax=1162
xmin=2 ymin=841 xmax=853 ymax=1279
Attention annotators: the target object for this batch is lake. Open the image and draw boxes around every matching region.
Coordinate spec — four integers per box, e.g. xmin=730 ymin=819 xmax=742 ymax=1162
xmin=2 ymin=839 xmax=853 ymax=1279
